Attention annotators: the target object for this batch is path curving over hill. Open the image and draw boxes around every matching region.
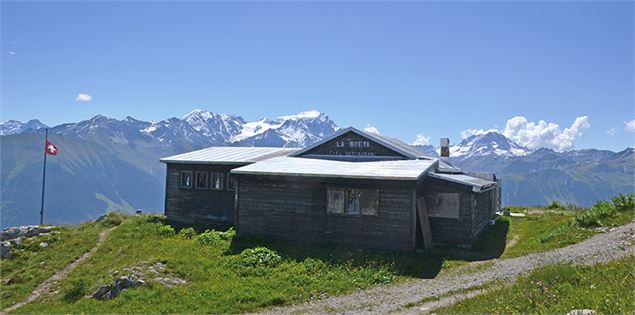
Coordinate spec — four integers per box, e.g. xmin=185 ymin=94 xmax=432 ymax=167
xmin=1 ymin=228 xmax=113 ymax=314
xmin=257 ymin=221 xmax=635 ymax=315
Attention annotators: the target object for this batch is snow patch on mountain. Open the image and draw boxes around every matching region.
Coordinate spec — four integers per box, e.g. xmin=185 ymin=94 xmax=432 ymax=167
xmin=0 ymin=119 xmax=48 ymax=135
xmin=450 ymin=131 xmax=531 ymax=158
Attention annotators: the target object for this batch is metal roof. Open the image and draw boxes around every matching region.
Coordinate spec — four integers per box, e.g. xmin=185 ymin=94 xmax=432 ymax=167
xmin=437 ymin=159 xmax=462 ymax=173
xmin=232 ymin=156 xmax=438 ymax=181
xmin=160 ymin=147 xmax=300 ymax=165
xmin=290 ymin=127 xmax=431 ymax=160
xmin=429 ymin=172 xmax=496 ymax=192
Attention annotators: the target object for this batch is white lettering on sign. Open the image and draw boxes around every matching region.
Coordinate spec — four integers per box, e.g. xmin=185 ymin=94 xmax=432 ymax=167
xmin=328 ymin=151 xmax=377 ymax=156
xmin=348 ymin=140 xmax=370 ymax=148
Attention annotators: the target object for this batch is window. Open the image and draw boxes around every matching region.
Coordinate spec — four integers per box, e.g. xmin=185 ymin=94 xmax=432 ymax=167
xmin=227 ymin=173 xmax=236 ymax=191
xmin=327 ymin=187 xmax=379 ymax=216
xmin=425 ymin=193 xmax=460 ymax=219
xmin=195 ymin=171 xmax=208 ymax=189
xmin=210 ymin=172 xmax=224 ymax=190
xmin=180 ymin=171 xmax=193 ymax=188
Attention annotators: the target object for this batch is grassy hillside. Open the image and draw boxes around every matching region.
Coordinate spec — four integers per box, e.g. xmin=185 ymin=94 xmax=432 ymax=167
xmin=3 ymin=194 xmax=633 ymax=314
xmin=438 ymin=256 xmax=635 ymax=314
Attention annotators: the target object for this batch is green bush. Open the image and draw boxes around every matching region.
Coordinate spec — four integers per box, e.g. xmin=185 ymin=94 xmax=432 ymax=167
xmin=62 ymin=279 xmax=87 ymax=303
xmin=195 ymin=228 xmax=235 ymax=246
xmin=232 ymin=247 xmax=282 ymax=276
xmin=546 ymin=200 xmax=563 ymax=210
xmin=611 ymin=193 xmax=634 ymax=212
xmin=178 ymin=227 xmax=196 ymax=239
xmin=96 ymin=211 xmax=126 ymax=227
xmin=575 ymin=200 xmax=616 ymax=228
xmin=157 ymin=225 xmax=175 ymax=236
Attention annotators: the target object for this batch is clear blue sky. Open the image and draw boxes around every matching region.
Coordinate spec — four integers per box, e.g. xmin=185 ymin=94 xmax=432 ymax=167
xmin=2 ymin=1 xmax=633 ymax=150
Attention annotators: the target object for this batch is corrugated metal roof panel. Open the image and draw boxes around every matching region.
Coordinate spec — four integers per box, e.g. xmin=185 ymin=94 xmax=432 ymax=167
xmin=232 ymin=156 xmax=438 ymax=180
xmin=160 ymin=147 xmax=300 ymax=165
xmin=429 ymin=172 xmax=496 ymax=192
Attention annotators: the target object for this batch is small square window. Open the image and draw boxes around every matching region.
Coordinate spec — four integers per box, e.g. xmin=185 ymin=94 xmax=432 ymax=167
xmin=210 ymin=172 xmax=224 ymax=190
xmin=180 ymin=171 xmax=193 ymax=188
xmin=227 ymin=173 xmax=236 ymax=191
xmin=195 ymin=171 xmax=208 ymax=189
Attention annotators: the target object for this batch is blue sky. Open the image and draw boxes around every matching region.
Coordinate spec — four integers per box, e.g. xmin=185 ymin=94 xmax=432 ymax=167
xmin=1 ymin=1 xmax=633 ymax=150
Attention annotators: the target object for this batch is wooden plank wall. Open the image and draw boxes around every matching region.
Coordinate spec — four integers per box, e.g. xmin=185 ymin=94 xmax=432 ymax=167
xmin=165 ymin=163 xmax=237 ymax=228
xmin=236 ymin=175 xmax=417 ymax=251
xmin=471 ymin=189 xmax=494 ymax=239
xmin=419 ymin=177 xmax=495 ymax=247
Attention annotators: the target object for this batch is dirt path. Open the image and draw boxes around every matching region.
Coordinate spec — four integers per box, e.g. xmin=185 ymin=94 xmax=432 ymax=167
xmin=2 ymin=228 xmax=113 ymax=314
xmin=258 ymin=221 xmax=635 ymax=315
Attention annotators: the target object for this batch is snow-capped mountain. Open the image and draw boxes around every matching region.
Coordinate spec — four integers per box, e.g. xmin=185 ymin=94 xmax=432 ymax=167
xmin=232 ymin=110 xmax=339 ymax=147
xmin=1 ymin=109 xmax=339 ymax=150
xmin=0 ymin=119 xmax=48 ymax=135
xmin=450 ymin=131 xmax=531 ymax=159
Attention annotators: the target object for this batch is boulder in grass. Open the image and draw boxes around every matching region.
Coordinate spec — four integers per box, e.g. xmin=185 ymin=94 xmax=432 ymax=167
xmin=1 ymin=241 xmax=11 ymax=259
xmin=92 ymin=276 xmax=146 ymax=300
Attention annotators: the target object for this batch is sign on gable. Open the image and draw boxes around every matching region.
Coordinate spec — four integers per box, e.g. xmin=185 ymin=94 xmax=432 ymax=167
xmin=298 ymin=131 xmax=407 ymax=159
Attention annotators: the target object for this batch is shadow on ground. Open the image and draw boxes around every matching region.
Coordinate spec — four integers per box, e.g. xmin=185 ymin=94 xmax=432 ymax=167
xmin=226 ymin=219 xmax=510 ymax=279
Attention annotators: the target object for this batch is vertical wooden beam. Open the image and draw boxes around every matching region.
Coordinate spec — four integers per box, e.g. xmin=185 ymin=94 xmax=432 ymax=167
xmin=417 ymin=197 xmax=433 ymax=250
xmin=234 ymin=178 xmax=240 ymax=230
xmin=411 ymin=189 xmax=417 ymax=250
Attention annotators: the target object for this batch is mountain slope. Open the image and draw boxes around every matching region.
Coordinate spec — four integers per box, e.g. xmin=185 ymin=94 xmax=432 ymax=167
xmin=0 ymin=134 xmax=164 ymax=228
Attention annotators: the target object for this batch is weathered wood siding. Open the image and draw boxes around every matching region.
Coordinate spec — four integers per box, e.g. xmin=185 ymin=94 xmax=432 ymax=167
xmin=419 ymin=177 xmax=493 ymax=246
xmin=165 ymin=163 xmax=237 ymax=228
xmin=471 ymin=188 xmax=494 ymax=239
xmin=235 ymin=175 xmax=416 ymax=251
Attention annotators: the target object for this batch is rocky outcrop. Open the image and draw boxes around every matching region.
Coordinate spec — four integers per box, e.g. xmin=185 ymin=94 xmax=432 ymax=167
xmin=1 ymin=225 xmax=55 ymax=241
xmin=0 ymin=225 xmax=58 ymax=259
xmin=92 ymin=276 xmax=146 ymax=300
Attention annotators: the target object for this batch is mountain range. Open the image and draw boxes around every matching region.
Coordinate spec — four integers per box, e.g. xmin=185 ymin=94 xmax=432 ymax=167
xmin=1 ymin=110 xmax=633 ymax=227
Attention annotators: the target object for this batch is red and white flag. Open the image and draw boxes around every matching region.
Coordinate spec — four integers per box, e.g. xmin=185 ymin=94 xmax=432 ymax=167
xmin=45 ymin=140 xmax=58 ymax=156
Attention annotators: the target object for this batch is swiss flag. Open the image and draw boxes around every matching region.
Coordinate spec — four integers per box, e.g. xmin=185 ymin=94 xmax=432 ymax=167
xmin=45 ymin=140 xmax=59 ymax=156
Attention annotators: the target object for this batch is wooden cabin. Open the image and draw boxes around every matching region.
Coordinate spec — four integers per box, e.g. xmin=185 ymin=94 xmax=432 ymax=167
xmin=160 ymin=147 xmax=299 ymax=229
xmin=161 ymin=127 xmax=500 ymax=250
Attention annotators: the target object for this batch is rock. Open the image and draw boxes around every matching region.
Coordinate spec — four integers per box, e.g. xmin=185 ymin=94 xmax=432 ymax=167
xmin=154 ymin=277 xmax=187 ymax=287
xmin=1 ymin=241 xmax=11 ymax=259
xmin=39 ymin=242 xmax=49 ymax=248
xmin=1 ymin=227 xmax=20 ymax=241
xmin=1 ymin=225 xmax=56 ymax=241
xmin=567 ymin=310 xmax=597 ymax=315
xmin=92 ymin=276 xmax=146 ymax=300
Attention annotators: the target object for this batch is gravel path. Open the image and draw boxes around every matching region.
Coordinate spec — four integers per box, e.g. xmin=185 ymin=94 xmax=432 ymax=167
xmin=258 ymin=221 xmax=635 ymax=315
xmin=1 ymin=228 xmax=113 ymax=314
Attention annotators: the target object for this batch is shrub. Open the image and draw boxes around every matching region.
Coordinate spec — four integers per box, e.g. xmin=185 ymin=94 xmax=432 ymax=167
xmin=62 ymin=279 xmax=87 ymax=303
xmin=195 ymin=228 xmax=235 ymax=246
xmin=611 ymin=193 xmax=634 ymax=212
xmin=575 ymin=200 xmax=616 ymax=228
xmin=232 ymin=247 xmax=282 ymax=276
xmin=178 ymin=227 xmax=196 ymax=239
xmin=547 ymin=200 xmax=563 ymax=210
xmin=96 ymin=211 xmax=126 ymax=227
xmin=157 ymin=225 xmax=175 ymax=236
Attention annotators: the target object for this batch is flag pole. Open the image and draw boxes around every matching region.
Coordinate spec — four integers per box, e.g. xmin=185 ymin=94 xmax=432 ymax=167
xmin=40 ymin=128 xmax=48 ymax=225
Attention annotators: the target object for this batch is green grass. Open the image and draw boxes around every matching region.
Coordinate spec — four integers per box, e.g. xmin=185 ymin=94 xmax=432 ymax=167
xmin=5 ymin=194 xmax=633 ymax=314
xmin=11 ymin=214 xmax=459 ymax=314
xmin=0 ymin=212 xmax=124 ymax=309
xmin=474 ymin=194 xmax=634 ymax=260
xmin=437 ymin=255 xmax=635 ymax=314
